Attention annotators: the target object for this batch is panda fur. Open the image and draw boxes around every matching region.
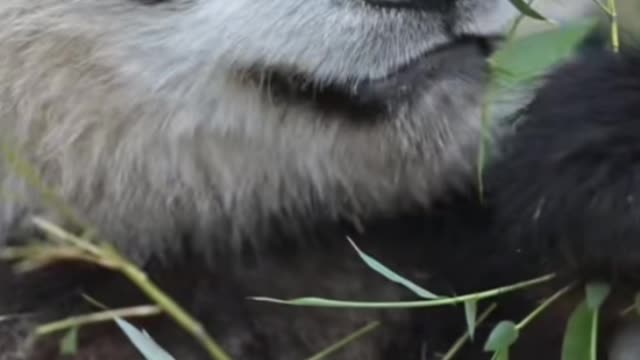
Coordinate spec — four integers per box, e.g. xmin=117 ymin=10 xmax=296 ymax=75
xmin=0 ymin=0 xmax=639 ymax=359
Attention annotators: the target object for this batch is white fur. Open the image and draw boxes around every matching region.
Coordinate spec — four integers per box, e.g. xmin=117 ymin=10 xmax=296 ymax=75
xmin=0 ymin=0 xmax=517 ymax=261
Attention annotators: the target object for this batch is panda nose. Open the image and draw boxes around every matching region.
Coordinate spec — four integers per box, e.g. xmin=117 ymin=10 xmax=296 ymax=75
xmin=363 ymin=0 xmax=454 ymax=11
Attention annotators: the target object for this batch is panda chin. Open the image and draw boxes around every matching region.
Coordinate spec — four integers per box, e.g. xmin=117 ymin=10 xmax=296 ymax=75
xmin=254 ymin=35 xmax=501 ymax=122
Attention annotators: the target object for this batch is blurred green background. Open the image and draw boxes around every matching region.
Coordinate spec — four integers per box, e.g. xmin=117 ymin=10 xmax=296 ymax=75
xmin=518 ymin=0 xmax=639 ymax=37
xmin=619 ymin=0 xmax=640 ymax=35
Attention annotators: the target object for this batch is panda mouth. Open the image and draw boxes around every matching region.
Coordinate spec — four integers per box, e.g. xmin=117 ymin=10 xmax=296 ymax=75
xmin=253 ymin=35 xmax=503 ymax=121
xmin=370 ymin=34 xmax=502 ymax=82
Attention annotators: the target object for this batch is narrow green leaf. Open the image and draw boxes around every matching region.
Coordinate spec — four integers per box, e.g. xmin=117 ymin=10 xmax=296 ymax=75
xmin=115 ymin=318 xmax=175 ymax=360
xmin=484 ymin=321 xmax=519 ymax=352
xmin=251 ymin=273 xmax=556 ymax=309
xmin=494 ymin=348 xmax=510 ymax=360
xmin=584 ymin=282 xmax=609 ymax=360
xmin=561 ymin=301 xmax=593 ymax=360
xmin=59 ymin=326 xmax=79 ymax=355
xmin=305 ymin=322 xmax=380 ymax=360
xmin=585 ymin=282 xmax=611 ymax=310
xmin=347 ymin=238 xmax=441 ymax=299
xmin=464 ymin=300 xmax=478 ymax=340
xmin=508 ymin=0 xmax=549 ymax=21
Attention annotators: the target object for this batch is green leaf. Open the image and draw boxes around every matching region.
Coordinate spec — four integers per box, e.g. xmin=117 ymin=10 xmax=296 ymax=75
xmin=561 ymin=301 xmax=593 ymax=360
xmin=584 ymin=282 xmax=608 ymax=360
xmin=493 ymin=349 xmax=510 ymax=360
xmin=347 ymin=238 xmax=441 ymax=299
xmin=115 ymin=318 xmax=175 ymax=360
xmin=585 ymin=282 xmax=611 ymax=310
xmin=464 ymin=300 xmax=478 ymax=340
xmin=484 ymin=321 xmax=519 ymax=352
xmin=59 ymin=326 xmax=79 ymax=355
xmin=490 ymin=19 xmax=598 ymax=87
xmin=508 ymin=0 xmax=549 ymax=21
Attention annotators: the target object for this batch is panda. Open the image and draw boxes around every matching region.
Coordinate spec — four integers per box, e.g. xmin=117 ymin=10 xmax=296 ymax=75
xmin=0 ymin=0 xmax=639 ymax=359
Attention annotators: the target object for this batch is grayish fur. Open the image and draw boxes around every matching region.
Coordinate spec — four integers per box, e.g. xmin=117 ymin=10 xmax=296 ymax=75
xmin=7 ymin=1 xmax=638 ymax=359
xmin=0 ymin=0 xmax=517 ymax=261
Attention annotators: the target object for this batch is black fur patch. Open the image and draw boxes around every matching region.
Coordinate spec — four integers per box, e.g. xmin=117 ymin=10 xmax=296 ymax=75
xmin=489 ymin=49 xmax=640 ymax=281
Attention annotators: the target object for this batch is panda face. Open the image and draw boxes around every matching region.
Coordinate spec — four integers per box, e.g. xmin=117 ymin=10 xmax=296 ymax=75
xmin=10 ymin=1 xmax=640 ymax=360
xmin=0 ymin=0 xmax=518 ymax=259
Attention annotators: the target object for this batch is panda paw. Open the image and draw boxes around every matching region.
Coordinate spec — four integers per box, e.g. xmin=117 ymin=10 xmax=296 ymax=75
xmin=490 ymin=49 xmax=640 ymax=281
